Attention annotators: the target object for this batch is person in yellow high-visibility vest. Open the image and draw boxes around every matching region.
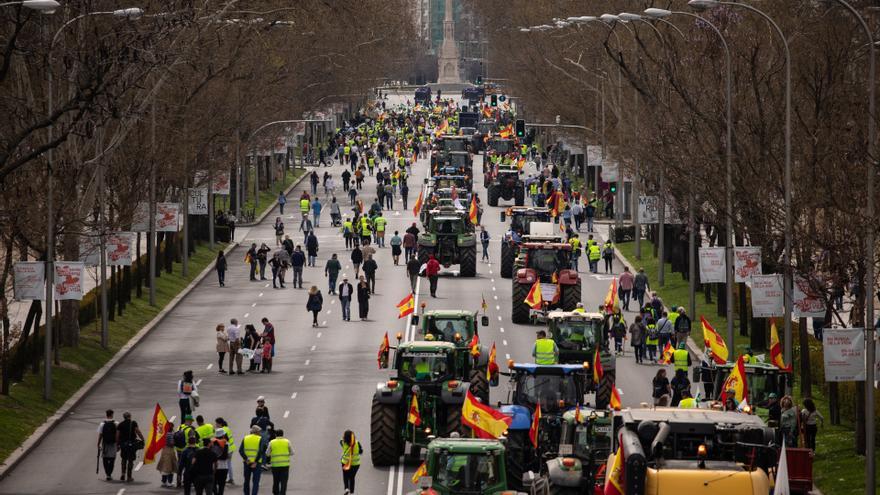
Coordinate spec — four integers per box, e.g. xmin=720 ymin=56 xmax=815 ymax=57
xmin=194 ymin=415 xmax=214 ymax=442
xmin=673 ymin=342 xmax=691 ymax=374
xmin=238 ymin=425 xmax=266 ymax=495
xmin=266 ymin=429 xmax=293 ymax=494
xmin=588 ymin=243 xmax=601 ymax=274
xmin=678 ymin=389 xmax=697 ymax=409
xmin=215 ymin=417 xmax=236 ymax=485
xmin=532 ymin=330 xmax=559 ymax=365
xmin=340 ymin=430 xmax=363 ymax=494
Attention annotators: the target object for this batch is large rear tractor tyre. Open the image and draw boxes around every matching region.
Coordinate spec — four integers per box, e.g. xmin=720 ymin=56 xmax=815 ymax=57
xmin=562 ymin=280 xmax=582 ymax=312
xmin=417 ymin=247 xmax=431 ymax=267
xmin=595 ymin=369 xmax=616 ymax=410
xmin=459 ymin=246 xmax=477 ymax=277
xmin=370 ymin=397 xmax=401 ymax=467
xmin=487 ymin=185 xmax=500 ymax=207
xmin=549 ymin=485 xmax=583 ymax=495
xmin=511 ymin=281 xmax=530 ymax=324
xmin=468 ymin=368 xmax=489 ymax=403
xmin=446 ymin=404 xmax=465 ymax=437
xmin=500 ymin=243 xmax=514 ymax=279
xmin=506 ymin=430 xmax=532 ymax=491
xmin=514 ymin=186 xmax=525 ymax=206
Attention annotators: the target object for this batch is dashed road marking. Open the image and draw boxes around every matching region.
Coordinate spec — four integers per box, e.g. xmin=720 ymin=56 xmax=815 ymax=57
xmin=322 ymin=320 xmax=327 ymax=326
xmin=117 ymin=489 xmax=125 ymax=495
xmin=291 ymin=392 xmax=297 ymax=399
xmin=298 ymin=375 xmax=304 ymax=381
xmin=283 ymin=410 xmax=290 ymax=418
xmin=310 ymin=345 xmax=317 ymax=351
xmin=265 ymin=283 xmax=270 ymax=288
xmin=497 ymin=316 xmax=502 ymax=321
xmin=169 ymin=416 xmax=177 ymax=424
xmin=505 ymin=353 xmax=511 ymax=360
xmin=503 ymin=340 xmax=508 ymax=346
xmin=259 ymin=292 xmax=264 ymax=297
xmin=494 ymin=295 xmax=498 ymax=300
xmin=316 ymin=332 xmax=322 ymax=338
xmin=500 ymin=327 xmax=505 ymax=333
xmin=326 ymin=310 xmax=331 ymax=314
xmin=496 ymin=305 xmax=500 ymax=311
xmin=489 ymin=270 xmax=493 ymax=275
xmin=134 ymin=461 xmax=143 ymax=471
xmin=491 ymin=278 xmax=495 ymax=283
xmin=492 ymin=286 xmax=496 ymax=291
xmin=207 ymin=363 xmax=213 ymax=370
xmin=195 ymin=379 xmax=202 ymax=386
xmin=304 ymin=359 xmax=310 ymax=366
xmin=244 ymin=313 xmax=249 ymax=318
xmin=331 ymin=300 xmax=335 ymax=305
xmin=251 ymin=303 xmax=257 ymax=307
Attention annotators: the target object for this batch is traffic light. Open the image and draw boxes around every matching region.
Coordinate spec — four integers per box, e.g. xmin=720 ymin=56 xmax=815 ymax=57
xmin=515 ymin=119 xmax=525 ymax=138
xmin=476 ymin=75 xmax=483 ymax=85
xmin=490 ymin=94 xmax=497 ymax=107
xmin=609 ymin=182 xmax=618 ymax=194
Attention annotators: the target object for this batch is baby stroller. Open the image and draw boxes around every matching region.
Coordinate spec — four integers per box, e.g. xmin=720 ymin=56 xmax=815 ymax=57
xmin=330 ymin=212 xmax=342 ymax=227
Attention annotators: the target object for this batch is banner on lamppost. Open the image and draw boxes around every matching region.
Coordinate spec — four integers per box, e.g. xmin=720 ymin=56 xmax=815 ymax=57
xmin=698 ymin=247 xmax=726 ymax=283
xmin=792 ymin=276 xmax=825 ymax=318
xmin=78 ymin=233 xmax=101 ymax=266
xmin=750 ymin=274 xmax=784 ymax=317
xmin=13 ymin=262 xmax=45 ymax=301
xmin=637 ymin=196 xmax=682 ymax=225
xmin=54 ymin=261 xmax=85 ymax=301
xmin=734 ymin=247 xmax=762 ymax=283
xmin=212 ymin=172 xmax=230 ymax=195
xmin=601 ymin=160 xmax=618 ymax=182
xmin=586 ymin=146 xmax=603 ymax=168
xmin=155 ymin=203 xmax=180 ymax=232
xmin=131 ymin=203 xmax=150 ymax=232
xmin=188 ymin=188 xmax=208 ymax=215
xmin=106 ymin=232 xmax=134 ymax=266
xmin=823 ymin=328 xmax=866 ymax=382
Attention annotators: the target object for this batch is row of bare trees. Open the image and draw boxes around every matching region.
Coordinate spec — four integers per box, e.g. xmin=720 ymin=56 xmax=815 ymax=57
xmin=473 ymin=0 xmax=878 ymax=451
xmin=0 ymin=0 xmax=416 ymax=389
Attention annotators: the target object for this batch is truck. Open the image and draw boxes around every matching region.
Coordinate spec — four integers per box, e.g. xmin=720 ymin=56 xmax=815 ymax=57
xmin=408 ymin=437 xmax=530 ymax=495
xmin=418 ymin=207 xmax=478 ymax=277
xmin=545 ymin=310 xmax=616 ymax=409
xmin=486 ymin=161 xmax=525 ymax=207
xmin=545 ymin=407 xmax=613 ymax=495
xmin=499 ymin=210 xmax=555 ymax=279
xmin=413 ymin=309 xmax=492 ymax=401
xmin=459 ymin=110 xmax=480 ymax=128
xmin=606 ymin=407 xmax=780 ymax=495
xmin=510 ymin=243 xmax=581 ymax=323
xmin=371 ymin=341 xmax=471 ymax=466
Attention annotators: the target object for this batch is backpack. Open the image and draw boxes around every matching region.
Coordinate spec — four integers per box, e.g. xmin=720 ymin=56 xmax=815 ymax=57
xmin=101 ymin=421 xmax=117 ymax=442
xmin=173 ymin=428 xmax=187 ymax=448
xmin=180 ymin=381 xmax=194 ymax=395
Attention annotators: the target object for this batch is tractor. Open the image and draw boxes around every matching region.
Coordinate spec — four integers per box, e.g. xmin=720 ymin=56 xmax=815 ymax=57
xmin=498 ymin=210 xmax=555 ymax=278
xmin=486 ymin=162 xmax=525 ymax=207
xmin=545 ymin=310 xmax=616 ymax=409
xmin=431 ymin=174 xmax=473 ymax=193
xmin=418 ymin=208 xmax=477 ymax=277
xmin=510 ymin=243 xmax=581 ymax=324
xmin=433 ymin=150 xmax=473 ymax=177
xmin=407 ymin=437 xmax=530 ymax=495
xmin=412 ymin=309 xmax=492 ymax=402
xmin=498 ymin=363 xmax=591 ymax=491
xmin=707 ymin=361 xmax=791 ymax=413
xmin=544 ymin=407 xmax=613 ymax=495
xmin=371 ymin=341 xmax=470 ymax=466
xmin=606 ymin=407 xmax=780 ymax=495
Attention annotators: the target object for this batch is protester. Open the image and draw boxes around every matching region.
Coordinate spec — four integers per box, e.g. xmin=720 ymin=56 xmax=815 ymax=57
xmin=215 ymin=251 xmax=227 ymax=287
xmin=98 ymin=410 xmax=117 ymax=481
xmin=426 ymin=254 xmax=440 ymax=297
xmin=325 ymin=253 xmax=342 ymax=294
xmin=652 ymin=369 xmax=671 ymax=406
xmin=177 ymin=370 xmax=197 ymax=419
xmin=116 ymin=411 xmax=145 ymax=482
xmin=801 ymin=398 xmax=824 ymax=451
xmin=157 ymin=421 xmax=177 ymax=487
xmin=363 ymin=254 xmax=378 ymax=293
xmin=628 ymin=315 xmax=646 ymax=364
xmin=618 ymin=266 xmax=634 ymax=311
xmin=307 ymin=286 xmax=324 ymax=327
xmin=339 ymin=277 xmax=354 ymax=322
xmin=357 ymin=276 xmax=370 ymax=320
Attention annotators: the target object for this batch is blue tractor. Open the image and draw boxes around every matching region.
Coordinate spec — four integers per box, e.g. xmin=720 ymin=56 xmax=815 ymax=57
xmin=498 ymin=363 xmax=590 ymax=491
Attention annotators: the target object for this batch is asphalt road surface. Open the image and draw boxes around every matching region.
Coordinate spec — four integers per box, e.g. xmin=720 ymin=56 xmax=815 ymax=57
xmin=0 ymin=104 xmax=662 ymax=495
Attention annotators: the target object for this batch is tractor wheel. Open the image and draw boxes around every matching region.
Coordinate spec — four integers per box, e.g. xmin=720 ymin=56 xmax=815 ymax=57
xmin=562 ymin=279 xmax=582 ymax=312
xmin=514 ymin=186 xmax=525 ymax=206
xmin=505 ymin=430 xmax=532 ymax=491
xmin=459 ymin=246 xmax=477 ymax=277
xmin=595 ymin=369 xmax=616 ymax=410
xmin=549 ymin=485 xmax=582 ymax=495
xmin=511 ymin=281 xmax=530 ymax=324
xmin=487 ymin=185 xmax=500 ymax=207
xmin=469 ymin=368 xmax=489 ymax=403
xmin=500 ymin=243 xmax=514 ymax=279
xmin=417 ymin=247 xmax=431 ymax=266
xmin=446 ymin=404 xmax=465 ymax=436
xmin=370 ymin=397 xmax=401 ymax=467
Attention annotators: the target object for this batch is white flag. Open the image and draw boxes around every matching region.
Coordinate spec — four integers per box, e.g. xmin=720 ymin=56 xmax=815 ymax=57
xmin=774 ymin=439 xmax=790 ymax=495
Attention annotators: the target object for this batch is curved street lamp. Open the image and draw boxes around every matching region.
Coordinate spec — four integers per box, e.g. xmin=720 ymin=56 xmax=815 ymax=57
xmin=0 ymin=0 xmax=59 ymax=12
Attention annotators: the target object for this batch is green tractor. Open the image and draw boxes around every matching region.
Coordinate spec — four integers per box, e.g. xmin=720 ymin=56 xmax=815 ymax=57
xmin=707 ymin=360 xmax=791 ymax=412
xmin=485 ymin=162 xmax=525 ymax=207
xmin=413 ymin=309 xmax=493 ymax=402
xmin=418 ymin=208 xmax=477 ymax=277
xmin=544 ymin=407 xmax=613 ymax=495
xmin=372 ymin=341 xmax=470 ymax=466
xmin=407 ymin=437 xmax=529 ymax=495
xmin=546 ymin=310 xmax=616 ymax=409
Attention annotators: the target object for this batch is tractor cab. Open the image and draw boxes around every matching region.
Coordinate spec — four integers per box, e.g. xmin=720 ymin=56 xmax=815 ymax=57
xmin=408 ymin=438 xmax=525 ymax=495
xmin=520 ymin=243 xmax=573 ymax=283
xmin=545 ymin=407 xmax=613 ymax=494
xmin=545 ymin=311 xmax=603 ymax=363
xmin=395 ymin=342 xmax=459 ymax=385
xmin=709 ymin=361 xmax=791 ymax=408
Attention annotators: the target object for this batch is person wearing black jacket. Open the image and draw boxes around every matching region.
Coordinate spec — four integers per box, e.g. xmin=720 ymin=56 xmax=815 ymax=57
xmin=350 ymin=245 xmax=363 ymax=278
xmin=256 ymin=244 xmax=271 ymax=281
xmin=290 ymin=246 xmax=305 ymax=289
xmin=362 ymin=255 xmax=378 ymax=293
xmin=246 ymin=243 xmax=258 ymax=281
xmin=305 ymin=232 xmax=319 ymax=267
xmin=215 ymin=251 xmax=227 ymax=287
xmin=338 ymin=277 xmax=354 ymax=321
xmin=356 ymin=277 xmax=370 ymax=321
xmin=116 ymin=412 xmax=144 ymax=482
xmin=306 ymin=286 xmax=324 ymax=327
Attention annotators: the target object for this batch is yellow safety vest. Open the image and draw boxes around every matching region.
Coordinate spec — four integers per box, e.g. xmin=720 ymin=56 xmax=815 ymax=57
xmin=645 ymin=325 xmax=659 ymax=345
xmin=668 ymin=311 xmax=680 ymax=326
xmin=679 ymin=397 xmax=697 ymax=409
xmin=673 ymin=349 xmax=689 ymax=372
xmin=196 ymin=423 xmax=214 ymax=441
xmin=300 ymin=199 xmax=310 ymax=213
xmin=342 ymin=221 xmax=353 ymax=234
xmin=268 ymin=438 xmax=291 ymax=468
xmin=340 ymin=441 xmax=361 ymax=467
xmin=222 ymin=426 xmax=235 ymax=450
xmin=344 ymin=146 xmax=351 ymax=155
xmin=242 ymin=434 xmax=262 ymax=463
xmin=374 ymin=217 xmax=387 ymax=232
xmin=530 ymin=183 xmax=538 ymax=195
xmin=535 ymin=339 xmax=557 ymax=365
xmin=588 ymin=245 xmax=601 ymax=261
xmin=573 ymin=307 xmax=585 ymax=314
xmin=569 ymin=238 xmax=581 ymax=251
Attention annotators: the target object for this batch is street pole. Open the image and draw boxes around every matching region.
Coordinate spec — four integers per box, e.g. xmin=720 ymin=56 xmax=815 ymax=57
xmin=235 ymin=128 xmax=242 ymax=221
xmin=633 ymin=88 xmax=641 ymax=259
xmin=44 ymin=29 xmax=53 ymax=399
xmin=658 ymin=170 xmax=665 ymax=287
xmin=689 ymin=182 xmax=696 ymax=318
xmin=149 ymin=101 xmax=157 ymax=307
xmin=97 ymin=130 xmax=108 ymax=349
xmin=208 ymin=171 xmax=214 ymax=250
xmin=182 ymin=175 xmax=189 ymax=278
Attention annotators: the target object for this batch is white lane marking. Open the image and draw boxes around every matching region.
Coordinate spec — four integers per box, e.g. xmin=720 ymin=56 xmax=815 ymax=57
xmin=259 ymin=292 xmax=264 ymax=297
xmin=169 ymin=416 xmax=177 ymax=424
xmin=503 ymin=340 xmax=508 ymax=346
xmin=492 ymin=286 xmax=496 ymax=291
xmin=497 ymin=316 xmax=502 ymax=321
xmin=326 ymin=310 xmax=331 ymax=314
xmin=322 ymin=320 xmax=327 ymax=326
xmin=387 ymin=465 xmax=396 ymax=495
xmin=195 ymin=379 xmax=202 ymax=386
xmin=316 ymin=332 xmax=322 ymax=338
xmin=494 ymin=295 xmax=498 ymax=300
xmin=206 ymin=363 xmax=213 ymax=370
xmin=500 ymin=327 xmax=505 ymax=333
xmin=117 ymin=489 xmax=125 ymax=495
xmin=283 ymin=410 xmax=290 ymax=418
xmin=310 ymin=345 xmax=317 ymax=351
xmin=396 ymin=459 xmax=405 ymax=495
xmin=505 ymin=353 xmax=511 ymax=360
xmin=244 ymin=313 xmax=250 ymax=318
xmin=496 ymin=305 xmax=500 ymax=311
xmin=305 ymin=359 xmax=310 ymax=366
xmin=489 ymin=270 xmax=493 ymax=275
xmin=291 ymin=392 xmax=297 ymax=399
xmin=134 ymin=461 xmax=143 ymax=471
xmin=298 ymin=375 xmax=304 ymax=381
xmin=331 ymin=300 xmax=336 ymax=305
xmin=265 ymin=283 xmax=270 ymax=288
xmin=251 ymin=303 xmax=257 ymax=307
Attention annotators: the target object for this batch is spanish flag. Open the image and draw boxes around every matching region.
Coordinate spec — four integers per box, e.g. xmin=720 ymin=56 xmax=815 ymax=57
xmin=769 ymin=318 xmax=792 ymax=371
xmin=603 ymin=279 xmax=618 ymax=313
xmin=660 ymin=341 xmax=674 ymax=364
xmin=144 ymin=403 xmax=169 ymax=464
xmin=516 ymin=157 xmax=526 ymax=170
xmin=468 ymin=196 xmax=479 ymax=225
xmin=498 ymin=124 xmax=513 ymax=139
xmin=397 ymin=293 xmax=415 ymax=318
xmin=462 ymin=390 xmax=512 ymax=438
xmin=487 ymin=343 xmax=499 ymax=381
xmin=482 ymin=106 xmax=493 ymax=118
xmin=574 ymin=404 xmax=582 ymax=424
xmin=529 ymin=403 xmax=542 ymax=448
xmin=701 ymin=316 xmax=729 ymax=364
xmin=523 ymin=280 xmax=543 ymax=309
xmin=593 ymin=348 xmax=604 ymax=383
xmin=408 ymin=395 xmax=422 ymax=426
xmin=469 ymin=333 xmax=481 ymax=357
xmin=721 ymin=355 xmax=749 ymax=404
xmin=377 ymin=332 xmax=390 ymax=369
xmin=411 ymin=461 xmax=428 ymax=484
xmin=413 ymin=190 xmax=424 ymax=217
xmin=610 ymin=386 xmax=622 ymax=411
xmin=604 ymin=443 xmax=625 ymax=495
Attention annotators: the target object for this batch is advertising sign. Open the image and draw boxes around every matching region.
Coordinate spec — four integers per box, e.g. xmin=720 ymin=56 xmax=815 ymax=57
xmin=793 ymin=276 xmax=825 ymax=318
xmin=637 ymin=196 xmax=681 ymax=224
xmin=188 ymin=188 xmax=208 ymax=215
xmin=155 ymin=203 xmax=180 ymax=232
xmin=734 ymin=247 xmax=762 ymax=283
xmin=13 ymin=262 xmax=45 ymax=301
xmin=54 ymin=262 xmax=85 ymax=301
xmin=823 ymin=328 xmax=865 ymax=382
xmin=750 ymin=274 xmax=784 ymax=317
xmin=698 ymin=247 xmax=726 ymax=283
xmin=106 ymin=232 xmax=134 ymax=266
xmin=213 ymin=171 xmax=230 ymax=195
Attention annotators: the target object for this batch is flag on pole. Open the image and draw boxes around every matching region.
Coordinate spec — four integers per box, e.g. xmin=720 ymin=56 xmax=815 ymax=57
xmin=610 ymin=386 xmax=622 ymax=411
xmin=144 ymin=403 xmax=169 ymax=464
xmin=487 ymin=342 xmax=499 ymax=381
xmin=769 ymin=318 xmax=792 ymax=371
xmin=469 ymin=333 xmax=481 ymax=357
xmin=574 ymin=404 xmax=582 ymax=424
xmin=397 ymin=293 xmax=415 ymax=318
xmin=701 ymin=316 xmax=729 ymax=364
xmin=377 ymin=332 xmax=390 ymax=369
xmin=411 ymin=461 xmax=428 ymax=484
xmin=498 ymin=124 xmax=513 ymax=139
xmin=461 ymin=390 xmax=512 ymax=438
xmin=523 ymin=280 xmax=543 ymax=309
xmin=413 ymin=190 xmax=424 ymax=217
xmin=481 ymin=294 xmax=488 ymax=313
xmin=603 ymin=279 xmax=618 ymax=313
xmin=408 ymin=395 xmax=422 ymax=426
xmin=593 ymin=348 xmax=604 ymax=383
xmin=721 ymin=355 xmax=749 ymax=404
xmin=604 ymin=442 xmax=625 ymax=495
xmin=660 ymin=341 xmax=674 ymax=364
xmin=529 ymin=403 xmax=542 ymax=448
xmin=774 ymin=439 xmax=791 ymax=495
xmin=468 ymin=196 xmax=479 ymax=225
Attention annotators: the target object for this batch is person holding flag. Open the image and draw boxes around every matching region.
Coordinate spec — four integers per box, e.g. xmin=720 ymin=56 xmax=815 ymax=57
xmin=339 ymin=430 xmax=362 ymax=495
xmin=468 ymin=196 xmax=479 ymax=225
xmin=721 ymin=355 xmax=749 ymax=407
xmin=701 ymin=316 xmax=729 ymax=364
xmin=486 ymin=342 xmax=499 ymax=382
xmin=377 ymin=332 xmax=390 ymax=369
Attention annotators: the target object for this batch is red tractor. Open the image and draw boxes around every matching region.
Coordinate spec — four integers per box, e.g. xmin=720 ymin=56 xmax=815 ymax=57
xmin=511 ymin=242 xmax=582 ymax=324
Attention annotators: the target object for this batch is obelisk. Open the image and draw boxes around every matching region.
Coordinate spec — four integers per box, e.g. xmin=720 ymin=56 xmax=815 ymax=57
xmin=436 ymin=0 xmax=461 ymax=84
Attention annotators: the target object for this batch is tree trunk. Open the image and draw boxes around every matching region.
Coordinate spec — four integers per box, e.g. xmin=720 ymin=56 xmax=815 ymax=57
xmin=108 ymin=265 xmax=116 ymax=322
xmin=750 ymin=317 xmax=766 ymax=351
xmin=738 ymin=283 xmax=748 ymax=337
xmin=58 ymin=233 xmax=80 ymax=348
xmin=798 ymin=316 xmax=811 ymax=399
xmin=704 ymin=283 xmax=713 ymax=304
xmin=164 ymin=233 xmax=174 ymax=274
xmin=135 ymin=232 xmax=142 ymax=297
xmin=829 ymin=382 xmax=841 ymax=425
xmin=18 ymin=300 xmax=41 ymax=377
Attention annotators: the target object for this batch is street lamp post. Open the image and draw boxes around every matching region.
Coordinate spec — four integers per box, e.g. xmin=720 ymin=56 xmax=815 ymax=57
xmin=0 ymin=0 xmax=59 ymax=11
xmin=644 ymin=6 xmax=735 ymax=355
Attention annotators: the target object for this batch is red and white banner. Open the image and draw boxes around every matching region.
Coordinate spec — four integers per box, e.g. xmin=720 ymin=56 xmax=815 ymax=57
xmin=793 ymin=276 xmax=825 ymax=318
xmin=750 ymin=274 xmax=784 ymax=317
xmin=213 ymin=172 xmax=230 ymax=195
xmin=79 ymin=233 xmax=101 ymax=266
xmin=131 ymin=203 xmax=150 ymax=232
xmin=107 ymin=232 xmax=134 ymax=266
xmin=823 ymin=328 xmax=865 ymax=382
xmin=13 ymin=262 xmax=45 ymax=301
xmin=155 ymin=203 xmax=180 ymax=232
xmin=734 ymin=247 xmax=762 ymax=283
xmin=54 ymin=262 xmax=85 ymax=301
xmin=698 ymin=247 xmax=726 ymax=283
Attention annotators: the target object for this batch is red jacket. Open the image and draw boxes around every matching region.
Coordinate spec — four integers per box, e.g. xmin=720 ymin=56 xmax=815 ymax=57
xmin=426 ymin=258 xmax=441 ymax=276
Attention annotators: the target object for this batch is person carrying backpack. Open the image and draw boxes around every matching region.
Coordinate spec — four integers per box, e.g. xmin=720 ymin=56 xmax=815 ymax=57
xmin=602 ymin=240 xmax=615 ymax=274
xmin=177 ymin=370 xmax=198 ymax=419
xmin=98 ymin=410 xmax=118 ymax=481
